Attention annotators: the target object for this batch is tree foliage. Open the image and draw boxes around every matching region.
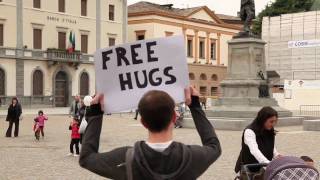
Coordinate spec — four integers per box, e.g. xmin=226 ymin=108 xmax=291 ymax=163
xmin=253 ymin=0 xmax=318 ymax=36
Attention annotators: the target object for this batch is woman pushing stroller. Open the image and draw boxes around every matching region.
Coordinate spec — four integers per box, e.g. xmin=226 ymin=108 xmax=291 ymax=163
xmin=235 ymin=107 xmax=281 ymax=179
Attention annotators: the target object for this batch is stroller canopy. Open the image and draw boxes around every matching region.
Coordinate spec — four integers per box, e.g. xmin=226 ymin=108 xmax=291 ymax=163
xmin=265 ymin=156 xmax=319 ymax=180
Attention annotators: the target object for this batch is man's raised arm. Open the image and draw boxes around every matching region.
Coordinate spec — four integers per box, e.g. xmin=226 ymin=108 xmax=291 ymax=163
xmin=186 ymin=87 xmax=221 ymax=164
xmin=79 ymin=95 xmax=128 ymax=179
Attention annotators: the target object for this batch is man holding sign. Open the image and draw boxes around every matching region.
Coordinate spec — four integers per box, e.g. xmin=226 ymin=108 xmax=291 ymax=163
xmin=79 ymin=87 xmax=221 ymax=180
xmin=79 ymin=36 xmax=221 ymax=179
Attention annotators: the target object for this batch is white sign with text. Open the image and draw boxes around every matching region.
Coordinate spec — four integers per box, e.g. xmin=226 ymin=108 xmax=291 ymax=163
xmin=94 ymin=36 xmax=189 ymax=113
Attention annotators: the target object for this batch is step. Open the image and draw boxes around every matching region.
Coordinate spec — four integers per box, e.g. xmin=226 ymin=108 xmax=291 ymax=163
xmin=182 ymin=117 xmax=304 ymax=131
xmin=303 ymin=120 xmax=320 ymax=131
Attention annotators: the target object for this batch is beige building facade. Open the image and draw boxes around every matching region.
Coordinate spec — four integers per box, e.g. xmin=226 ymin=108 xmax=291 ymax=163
xmin=0 ymin=0 xmax=127 ymax=107
xmin=128 ymin=2 xmax=240 ymax=96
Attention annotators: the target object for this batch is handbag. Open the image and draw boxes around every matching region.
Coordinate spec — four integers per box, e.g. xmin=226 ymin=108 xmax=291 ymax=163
xmin=78 ymin=108 xmax=88 ymax=134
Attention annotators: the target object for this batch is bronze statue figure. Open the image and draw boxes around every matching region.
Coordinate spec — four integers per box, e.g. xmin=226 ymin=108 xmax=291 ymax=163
xmin=235 ymin=0 xmax=256 ymax=38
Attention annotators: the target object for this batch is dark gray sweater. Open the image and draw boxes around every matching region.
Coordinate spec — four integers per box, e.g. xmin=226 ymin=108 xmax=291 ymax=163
xmin=79 ymin=96 xmax=221 ymax=180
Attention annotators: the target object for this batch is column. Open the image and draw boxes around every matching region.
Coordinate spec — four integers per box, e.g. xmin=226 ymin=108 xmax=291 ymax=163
xmin=16 ymin=0 xmax=24 ymax=97
xmin=182 ymin=27 xmax=187 ymax=42
xmin=122 ymin=0 xmax=128 ymax=43
xmin=217 ymin=33 xmax=221 ymax=65
xmin=206 ymin=32 xmax=210 ymax=64
xmin=194 ymin=30 xmax=199 ymax=63
xmin=96 ymin=0 xmax=101 ymax=50
xmin=182 ymin=28 xmax=187 ymax=56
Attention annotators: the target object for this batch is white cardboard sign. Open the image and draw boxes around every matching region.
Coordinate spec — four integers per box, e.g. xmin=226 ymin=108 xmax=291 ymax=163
xmin=94 ymin=36 xmax=190 ymax=113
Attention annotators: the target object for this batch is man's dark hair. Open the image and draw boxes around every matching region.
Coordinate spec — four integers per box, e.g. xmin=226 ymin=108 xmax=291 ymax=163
xmin=138 ymin=90 xmax=175 ymax=133
xmin=301 ymin=156 xmax=314 ymax=162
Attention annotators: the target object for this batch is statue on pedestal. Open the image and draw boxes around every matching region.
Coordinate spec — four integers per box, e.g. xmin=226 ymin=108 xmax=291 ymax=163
xmin=234 ymin=0 xmax=256 ymax=38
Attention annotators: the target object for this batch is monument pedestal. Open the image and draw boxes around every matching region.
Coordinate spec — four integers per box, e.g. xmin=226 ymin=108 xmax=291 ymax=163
xmin=185 ymin=38 xmax=294 ymax=130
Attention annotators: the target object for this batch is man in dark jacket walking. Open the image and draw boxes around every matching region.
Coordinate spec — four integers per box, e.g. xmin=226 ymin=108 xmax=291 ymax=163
xmin=79 ymin=86 xmax=221 ymax=180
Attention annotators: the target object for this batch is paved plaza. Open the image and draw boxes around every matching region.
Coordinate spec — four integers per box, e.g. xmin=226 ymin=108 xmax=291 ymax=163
xmin=0 ymin=113 xmax=319 ymax=180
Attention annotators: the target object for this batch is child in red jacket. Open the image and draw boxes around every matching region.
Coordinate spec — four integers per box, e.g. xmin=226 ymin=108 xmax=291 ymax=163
xmin=68 ymin=118 xmax=80 ymax=157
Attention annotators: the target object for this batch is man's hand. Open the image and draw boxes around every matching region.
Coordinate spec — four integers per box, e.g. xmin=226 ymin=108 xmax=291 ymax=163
xmin=185 ymin=86 xmax=200 ymax=106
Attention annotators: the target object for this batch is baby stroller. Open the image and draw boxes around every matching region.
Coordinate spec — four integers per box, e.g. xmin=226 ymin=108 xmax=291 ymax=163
xmin=264 ymin=156 xmax=319 ymax=180
xmin=234 ymin=163 xmax=268 ymax=180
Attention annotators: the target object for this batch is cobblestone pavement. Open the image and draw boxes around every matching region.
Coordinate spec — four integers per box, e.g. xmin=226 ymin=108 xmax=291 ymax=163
xmin=0 ymin=114 xmax=319 ymax=180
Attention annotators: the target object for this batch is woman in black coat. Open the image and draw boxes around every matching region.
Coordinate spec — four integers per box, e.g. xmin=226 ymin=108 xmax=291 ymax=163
xmin=5 ymin=97 xmax=22 ymax=137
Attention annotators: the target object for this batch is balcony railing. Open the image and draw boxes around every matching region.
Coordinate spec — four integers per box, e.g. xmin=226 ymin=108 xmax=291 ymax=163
xmin=47 ymin=49 xmax=81 ymax=61
xmin=0 ymin=47 xmax=94 ymax=63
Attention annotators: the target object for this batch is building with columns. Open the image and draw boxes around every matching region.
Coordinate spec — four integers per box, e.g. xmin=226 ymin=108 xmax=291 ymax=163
xmin=128 ymin=2 xmax=241 ymax=96
xmin=0 ymin=0 xmax=127 ymax=107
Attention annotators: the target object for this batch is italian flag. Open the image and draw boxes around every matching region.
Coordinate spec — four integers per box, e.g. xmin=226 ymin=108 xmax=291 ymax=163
xmin=67 ymin=31 xmax=75 ymax=53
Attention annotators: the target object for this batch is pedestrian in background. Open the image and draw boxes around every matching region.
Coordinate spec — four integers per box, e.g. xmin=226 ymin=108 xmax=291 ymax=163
xmin=68 ymin=118 xmax=81 ymax=157
xmin=5 ymin=97 xmax=22 ymax=137
xmin=70 ymin=95 xmax=81 ymax=119
xmin=78 ymin=101 xmax=86 ymax=144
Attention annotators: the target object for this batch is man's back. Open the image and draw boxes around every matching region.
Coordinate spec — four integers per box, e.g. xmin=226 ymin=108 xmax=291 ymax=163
xmin=79 ymin=91 xmax=221 ymax=180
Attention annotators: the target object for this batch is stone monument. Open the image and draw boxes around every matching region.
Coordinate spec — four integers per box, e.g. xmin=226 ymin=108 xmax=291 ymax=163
xmin=208 ymin=38 xmax=292 ymax=118
xmin=184 ymin=0 xmax=297 ymax=130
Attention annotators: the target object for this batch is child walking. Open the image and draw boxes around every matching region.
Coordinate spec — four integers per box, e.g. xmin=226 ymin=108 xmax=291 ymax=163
xmin=68 ymin=118 xmax=80 ymax=157
xmin=33 ymin=117 xmax=40 ymax=140
xmin=34 ymin=110 xmax=48 ymax=140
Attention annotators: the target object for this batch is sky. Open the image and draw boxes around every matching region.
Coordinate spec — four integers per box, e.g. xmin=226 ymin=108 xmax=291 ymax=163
xmin=128 ymin=0 xmax=275 ymax=16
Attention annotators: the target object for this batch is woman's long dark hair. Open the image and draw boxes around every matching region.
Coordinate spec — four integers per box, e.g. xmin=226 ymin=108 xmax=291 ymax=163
xmin=249 ymin=106 xmax=278 ymax=135
xmin=11 ymin=97 xmax=18 ymax=106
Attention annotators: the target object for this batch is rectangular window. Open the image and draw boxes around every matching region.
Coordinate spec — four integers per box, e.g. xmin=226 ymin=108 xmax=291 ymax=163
xmin=200 ymin=86 xmax=207 ymax=96
xmin=109 ymin=37 xmax=115 ymax=47
xmin=199 ymin=40 xmax=205 ymax=59
xmin=81 ymin=0 xmax=87 ymax=16
xmin=187 ymin=39 xmax=193 ymax=57
xmin=137 ymin=35 xmax=145 ymax=40
xmin=0 ymin=24 xmax=3 ymax=46
xmin=211 ymin=40 xmax=216 ymax=60
xmin=59 ymin=0 xmax=65 ymax=13
xmin=58 ymin=32 xmax=66 ymax=49
xmin=165 ymin=31 xmax=174 ymax=37
xmin=33 ymin=29 xmax=42 ymax=49
xmin=33 ymin=0 xmax=41 ymax=8
xmin=109 ymin=5 xmax=115 ymax=21
xmin=81 ymin=34 xmax=88 ymax=53
xmin=211 ymin=87 xmax=218 ymax=96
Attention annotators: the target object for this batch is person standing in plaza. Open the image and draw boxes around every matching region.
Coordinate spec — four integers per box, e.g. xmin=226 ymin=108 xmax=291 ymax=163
xmin=78 ymin=101 xmax=86 ymax=144
xmin=133 ymin=109 xmax=139 ymax=120
xmin=70 ymin=95 xmax=81 ymax=119
xmin=68 ymin=118 xmax=81 ymax=157
xmin=175 ymin=103 xmax=185 ymax=128
xmin=79 ymin=86 xmax=221 ymax=179
xmin=235 ymin=107 xmax=281 ymax=175
xmin=5 ymin=97 xmax=22 ymax=137
xmin=34 ymin=110 xmax=48 ymax=139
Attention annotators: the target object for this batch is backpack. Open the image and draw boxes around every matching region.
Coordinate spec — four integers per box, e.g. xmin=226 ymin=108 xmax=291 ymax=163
xmin=125 ymin=148 xmax=134 ymax=180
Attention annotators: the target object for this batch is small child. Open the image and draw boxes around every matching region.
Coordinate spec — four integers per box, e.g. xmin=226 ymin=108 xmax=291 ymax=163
xmin=33 ymin=118 xmax=40 ymax=140
xmin=68 ymin=118 xmax=81 ymax=157
xmin=301 ymin=156 xmax=315 ymax=167
xmin=34 ymin=110 xmax=48 ymax=139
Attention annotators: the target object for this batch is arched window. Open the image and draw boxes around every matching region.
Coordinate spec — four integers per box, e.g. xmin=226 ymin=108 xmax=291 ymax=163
xmin=0 ymin=68 xmax=5 ymax=95
xmin=189 ymin=73 xmax=195 ymax=80
xmin=211 ymin=74 xmax=218 ymax=81
xmin=200 ymin=73 xmax=207 ymax=80
xmin=33 ymin=70 xmax=43 ymax=96
xmin=80 ymin=72 xmax=89 ymax=96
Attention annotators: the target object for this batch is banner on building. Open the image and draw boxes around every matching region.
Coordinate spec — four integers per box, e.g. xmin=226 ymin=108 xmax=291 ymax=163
xmin=288 ymin=39 xmax=320 ymax=48
xmin=94 ymin=36 xmax=189 ymax=113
